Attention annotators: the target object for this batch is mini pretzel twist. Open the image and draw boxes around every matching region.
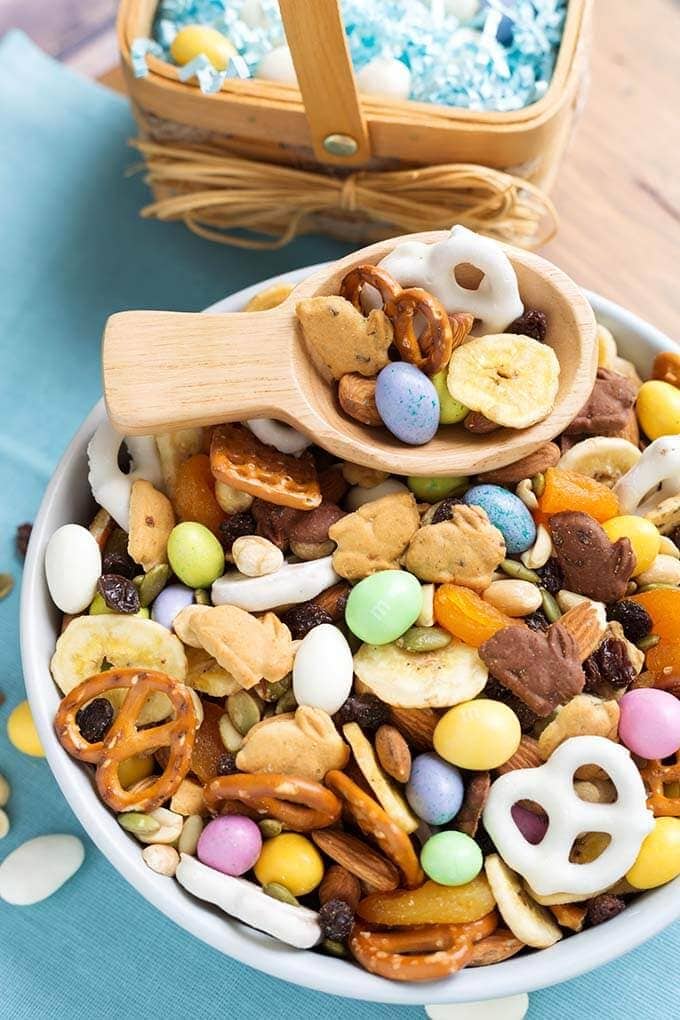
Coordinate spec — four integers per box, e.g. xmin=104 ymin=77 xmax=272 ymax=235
xmin=640 ymin=752 xmax=680 ymax=817
xmin=55 ymin=668 xmax=196 ymax=813
xmin=203 ymin=773 xmax=342 ymax=831
xmin=340 ymin=264 xmax=455 ymax=376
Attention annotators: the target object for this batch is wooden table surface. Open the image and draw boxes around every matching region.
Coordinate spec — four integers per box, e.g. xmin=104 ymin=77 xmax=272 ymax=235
xmin=3 ymin=0 xmax=679 ymax=338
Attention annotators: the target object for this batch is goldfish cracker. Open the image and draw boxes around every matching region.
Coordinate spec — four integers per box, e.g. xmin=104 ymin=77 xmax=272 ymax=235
xmin=602 ymin=516 xmax=660 ymax=575
xmin=535 ymin=468 xmax=619 ymax=524
xmin=434 ymin=584 xmax=518 ymax=647
xmin=7 ymin=701 xmax=45 ymax=757
xmin=626 ymin=817 xmax=680 ymax=889
xmin=636 ymin=380 xmax=680 ymax=440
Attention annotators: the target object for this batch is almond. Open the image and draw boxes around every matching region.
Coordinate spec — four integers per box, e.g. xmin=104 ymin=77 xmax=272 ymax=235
xmin=311 ymin=829 xmax=399 ymax=892
xmin=310 ymin=581 xmax=351 ymax=622
xmin=557 ymin=600 xmax=607 ymax=660
xmin=548 ymin=902 xmax=587 ymax=932
xmin=469 ymin=929 xmax=525 ymax=966
xmin=388 ymin=707 xmax=439 ymax=751
xmin=453 ymin=771 xmax=490 ymax=837
xmin=477 ymin=442 xmax=561 ymax=485
xmin=318 ymin=465 xmax=349 ymax=505
xmin=464 ymin=411 xmax=500 ymax=434
xmin=450 ymin=311 xmax=475 ymax=350
xmin=496 ymin=735 xmax=542 ymax=774
xmin=318 ymin=864 xmax=361 ymax=911
xmin=374 ymin=725 xmax=412 ymax=783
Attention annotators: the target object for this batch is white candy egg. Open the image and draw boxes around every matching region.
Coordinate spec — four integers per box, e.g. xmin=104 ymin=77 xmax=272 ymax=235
xmin=0 ymin=834 xmax=84 ymax=905
xmin=45 ymin=524 xmax=102 ymax=614
xmin=293 ymin=624 xmax=353 ymax=716
xmin=444 ymin=0 xmax=480 ymax=20
xmin=256 ymin=45 xmax=297 ymax=85
xmin=355 ymin=56 xmax=411 ymax=100
xmin=344 ymin=478 xmax=409 ymax=511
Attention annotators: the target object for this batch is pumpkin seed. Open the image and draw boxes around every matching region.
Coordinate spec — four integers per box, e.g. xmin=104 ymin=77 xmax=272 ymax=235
xmin=540 ymin=588 xmax=562 ymax=623
xmin=132 ymin=574 xmax=144 ymax=590
xmin=261 ymin=675 xmax=292 ymax=702
xmin=263 ymin=882 xmax=299 ymax=906
xmin=531 ymin=472 xmax=546 ymax=498
xmin=118 ymin=812 xmax=160 ymax=836
xmin=637 ymin=634 xmax=661 ymax=651
xmin=0 ymin=574 xmax=14 ymax=601
xmin=258 ymin=818 xmax=283 ymax=839
xmin=625 ymin=581 xmax=638 ymax=595
xmin=218 ymin=712 xmax=244 ymax=752
xmin=501 ymin=559 xmax=540 ymax=584
xmin=227 ymin=691 xmax=261 ymax=735
xmin=178 ymin=814 xmax=204 ymax=855
xmin=322 ymin=939 xmax=348 ymax=957
xmin=275 ymin=689 xmax=298 ymax=715
xmin=139 ymin=563 xmax=170 ymax=607
xmin=194 ymin=588 xmax=211 ymax=605
xmin=396 ymin=626 xmax=452 ymax=653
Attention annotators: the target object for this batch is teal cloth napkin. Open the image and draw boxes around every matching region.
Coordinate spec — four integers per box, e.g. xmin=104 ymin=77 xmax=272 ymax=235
xmin=0 ymin=29 xmax=677 ymax=1019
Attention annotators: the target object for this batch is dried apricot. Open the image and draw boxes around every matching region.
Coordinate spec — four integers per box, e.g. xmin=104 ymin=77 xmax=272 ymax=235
xmin=434 ymin=584 xmax=519 ymax=648
xmin=535 ymin=468 xmax=619 ymax=524
xmin=173 ymin=454 xmax=227 ymax=537
xmin=631 ymin=589 xmax=680 ymax=643
xmin=646 ymin=641 xmax=680 ymax=675
xmin=357 ymin=875 xmax=495 ymax=926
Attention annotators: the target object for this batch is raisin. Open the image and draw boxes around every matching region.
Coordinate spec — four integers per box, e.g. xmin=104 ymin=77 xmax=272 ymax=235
xmin=102 ymin=550 xmax=137 ymax=579
xmin=475 ymin=824 xmax=497 ymax=857
xmin=117 ymin=440 xmax=132 ymax=474
xmin=507 ymin=309 xmax=548 ymax=344
xmin=97 ymin=574 xmax=141 ymax=615
xmin=281 ymin=603 xmax=333 ymax=640
xmin=216 ymin=753 xmax=239 ymax=775
xmin=431 ymin=496 xmax=465 ymax=524
xmin=584 ymin=637 xmax=635 ymax=691
xmin=219 ymin=511 xmax=256 ymax=552
xmin=484 ymin=677 xmax=539 ymax=732
xmin=76 ymin=698 xmax=114 ymax=743
xmin=536 ymin=558 xmax=564 ymax=595
xmin=251 ymin=500 xmax=303 ymax=550
xmin=607 ymin=599 xmax=653 ymax=643
xmin=16 ymin=523 xmax=32 ymax=559
xmin=585 ymin=894 xmax=626 ymax=927
xmin=318 ymin=899 xmax=354 ymax=942
xmin=336 ymin=694 xmax=390 ymax=732
xmin=525 ymin=609 xmax=550 ymax=632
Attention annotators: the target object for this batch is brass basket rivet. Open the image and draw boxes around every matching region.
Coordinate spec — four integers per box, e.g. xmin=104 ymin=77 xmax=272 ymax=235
xmin=323 ymin=133 xmax=359 ymax=156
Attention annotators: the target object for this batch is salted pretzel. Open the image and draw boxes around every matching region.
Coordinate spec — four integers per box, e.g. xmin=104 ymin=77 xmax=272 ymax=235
xmin=55 ymin=668 xmax=196 ymax=813
xmin=340 ymin=264 xmax=454 ymax=376
xmin=203 ymin=773 xmax=342 ymax=831
xmin=640 ymin=752 xmax=680 ymax=817
xmin=348 ymin=911 xmax=497 ymax=982
xmin=325 ymin=769 xmax=424 ymax=888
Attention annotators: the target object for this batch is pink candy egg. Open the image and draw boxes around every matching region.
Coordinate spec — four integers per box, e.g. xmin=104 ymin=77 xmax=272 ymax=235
xmin=618 ymin=688 xmax=680 ymax=759
xmin=197 ymin=815 xmax=262 ymax=876
xmin=511 ymin=803 xmax=548 ymax=845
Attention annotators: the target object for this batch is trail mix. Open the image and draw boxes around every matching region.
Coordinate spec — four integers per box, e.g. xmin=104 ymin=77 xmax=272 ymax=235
xmin=45 ymin=278 xmax=680 ymax=983
xmin=297 ymin=226 xmax=561 ymax=446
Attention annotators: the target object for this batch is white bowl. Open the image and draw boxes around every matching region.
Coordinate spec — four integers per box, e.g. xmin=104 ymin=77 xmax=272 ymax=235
xmin=21 ymin=265 xmax=680 ymax=1005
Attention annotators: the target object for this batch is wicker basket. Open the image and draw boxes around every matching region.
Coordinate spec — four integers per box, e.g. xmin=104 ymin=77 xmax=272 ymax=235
xmin=119 ymin=0 xmax=592 ymax=247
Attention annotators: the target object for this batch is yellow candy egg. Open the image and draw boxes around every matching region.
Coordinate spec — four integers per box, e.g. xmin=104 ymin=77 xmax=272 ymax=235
xmin=118 ymin=755 xmax=155 ymax=789
xmin=602 ymin=515 xmax=660 ymax=575
xmin=626 ymin=817 xmax=680 ymax=889
xmin=433 ymin=699 xmax=521 ymax=770
xmin=636 ymin=380 xmax=680 ymax=440
xmin=7 ymin=700 xmax=45 ymax=757
xmin=254 ymin=833 xmax=323 ymax=896
xmin=170 ymin=25 xmax=236 ymax=71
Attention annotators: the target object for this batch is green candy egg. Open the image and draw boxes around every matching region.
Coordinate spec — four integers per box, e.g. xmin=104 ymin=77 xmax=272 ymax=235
xmin=431 ymin=370 xmax=468 ymax=424
xmin=407 ymin=475 xmax=469 ymax=503
xmin=420 ymin=830 xmax=483 ymax=886
xmin=89 ymin=593 xmax=149 ymax=618
xmin=167 ymin=522 xmax=225 ymax=589
xmin=345 ymin=570 xmax=422 ymax=645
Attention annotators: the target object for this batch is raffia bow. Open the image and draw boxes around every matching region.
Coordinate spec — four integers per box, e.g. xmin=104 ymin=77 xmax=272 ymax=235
xmin=132 ymin=139 xmax=558 ymax=250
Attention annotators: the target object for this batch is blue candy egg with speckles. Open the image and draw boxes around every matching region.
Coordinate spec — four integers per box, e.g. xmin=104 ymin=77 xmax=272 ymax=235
xmin=375 ymin=363 xmax=440 ymax=446
xmin=406 ymin=752 xmax=464 ymax=825
xmin=464 ymin=483 xmax=536 ymax=554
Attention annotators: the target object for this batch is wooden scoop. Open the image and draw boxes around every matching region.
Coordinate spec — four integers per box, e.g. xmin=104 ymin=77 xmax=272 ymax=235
xmin=103 ymin=231 xmax=597 ymax=477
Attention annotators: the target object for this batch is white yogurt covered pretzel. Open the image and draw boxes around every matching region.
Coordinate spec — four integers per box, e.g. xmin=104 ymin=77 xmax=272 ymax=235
xmin=246 ymin=418 xmax=312 ymax=456
xmin=87 ymin=420 xmax=164 ymax=531
xmin=379 ymin=224 xmax=523 ymax=334
xmin=212 ymin=555 xmax=340 ymax=612
xmin=614 ymin=436 xmax=680 ymax=515
xmin=483 ymin=736 xmax=654 ymax=896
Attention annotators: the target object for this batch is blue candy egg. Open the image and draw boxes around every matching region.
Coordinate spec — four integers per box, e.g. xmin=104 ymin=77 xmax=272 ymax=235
xmin=463 ymin=483 xmax=536 ymax=554
xmin=406 ymin=752 xmax=464 ymax=825
xmin=375 ymin=363 xmax=440 ymax=446
xmin=151 ymin=583 xmax=195 ymax=630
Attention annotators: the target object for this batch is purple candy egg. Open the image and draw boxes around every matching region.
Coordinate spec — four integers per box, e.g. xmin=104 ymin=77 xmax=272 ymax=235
xmin=151 ymin=583 xmax=195 ymax=629
xmin=197 ymin=815 xmax=262 ymax=876
xmin=511 ymin=803 xmax=548 ymax=845
xmin=406 ymin=752 xmax=464 ymax=825
xmin=618 ymin=687 xmax=680 ymax=759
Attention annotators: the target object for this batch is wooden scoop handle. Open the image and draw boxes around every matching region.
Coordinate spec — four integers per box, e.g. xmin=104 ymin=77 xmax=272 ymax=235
xmin=102 ymin=305 xmax=303 ymax=435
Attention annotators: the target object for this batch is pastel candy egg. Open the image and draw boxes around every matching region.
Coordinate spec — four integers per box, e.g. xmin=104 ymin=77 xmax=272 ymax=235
xmin=375 ymin=363 xmax=440 ymax=446
xmin=406 ymin=752 xmax=464 ymax=824
xmin=293 ymin=624 xmax=353 ymax=715
xmin=431 ymin=370 xmax=468 ymax=424
xmin=407 ymin=475 xmax=468 ymax=503
xmin=434 ymin=699 xmax=521 ymax=770
xmin=254 ymin=833 xmax=323 ymax=896
xmin=464 ymin=484 xmax=536 ymax=554
xmin=420 ymin=830 xmax=483 ymax=886
xmin=197 ymin=816 xmax=262 ymax=877
xmin=170 ymin=25 xmax=236 ymax=71
xmin=636 ymin=380 xmax=680 ymax=439
xmin=626 ymin=817 xmax=680 ymax=889
xmin=618 ymin=688 xmax=680 ymax=759
xmin=355 ymin=56 xmax=411 ymax=100
xmin=256 ymin=45 xmax=297 ymax=84
xmin=45 ymin=523 xmax=102 ymax=614
xmin=167 ymin=522 xmax=224 ymax=589
xmin=602 ymin=515 xmax=660 ymax=575
xmin=152 ymin=583 xmax=195 ymax=630
xmin=345 ymin=570 xmax=423 ymax=644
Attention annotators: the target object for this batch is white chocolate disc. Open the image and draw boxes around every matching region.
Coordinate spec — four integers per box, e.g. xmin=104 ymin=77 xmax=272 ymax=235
xmin=614 ymin=435 xmax=680 ymax=514
xmin=379 ymin=225 xmax=523 ymax=334
xmin=483 ymin=736 xmax=654 ymax=896
xmin=87 ymin=420 xmax=163 ymax=531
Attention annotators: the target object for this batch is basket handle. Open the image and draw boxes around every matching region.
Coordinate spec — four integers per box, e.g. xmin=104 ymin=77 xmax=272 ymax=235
xmin=278 ymin=0 xmax=371 ymax=166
